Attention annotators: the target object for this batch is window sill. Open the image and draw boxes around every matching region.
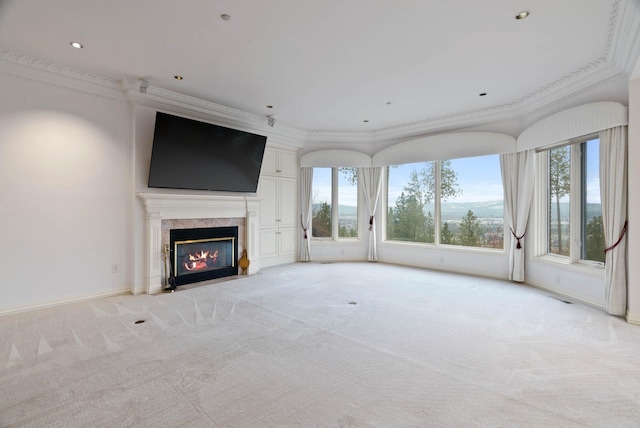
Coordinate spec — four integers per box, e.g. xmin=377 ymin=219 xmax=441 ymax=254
xmin=382 ymin=239 xmax=505 ymax=255
xmin=534 ymin=254 xmax=606 ymax=272
xmin=311 ymin=238 xmax=363 ymax=244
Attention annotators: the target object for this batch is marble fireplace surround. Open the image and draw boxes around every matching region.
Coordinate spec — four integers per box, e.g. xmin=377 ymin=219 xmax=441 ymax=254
xmin=138 ymin=193 xmax=260 ymax=294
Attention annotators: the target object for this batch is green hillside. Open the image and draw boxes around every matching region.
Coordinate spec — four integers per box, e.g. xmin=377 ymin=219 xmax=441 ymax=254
xmin=315 ymin=201 xmax=602 ymax=222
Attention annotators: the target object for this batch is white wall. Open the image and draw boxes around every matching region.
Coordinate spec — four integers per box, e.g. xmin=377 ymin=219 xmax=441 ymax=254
xmin=0 ymin=69 xmax=133 ymax=312
xmin=627 ymin=77 xmax=640 ymax=324
xmin=0 ymin=62 xmax=632 ymax=317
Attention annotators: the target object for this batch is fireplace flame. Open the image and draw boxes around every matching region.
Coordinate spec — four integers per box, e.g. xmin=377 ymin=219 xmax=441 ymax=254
xmin=189 ymin=250 xmax=208 ymax=261
xmin=183 ymin=249 xmax=220 ymax=271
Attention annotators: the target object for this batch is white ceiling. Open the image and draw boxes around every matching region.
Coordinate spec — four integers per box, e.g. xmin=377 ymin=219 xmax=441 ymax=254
xmin=1 ymin=0 xmax=639 ymax=140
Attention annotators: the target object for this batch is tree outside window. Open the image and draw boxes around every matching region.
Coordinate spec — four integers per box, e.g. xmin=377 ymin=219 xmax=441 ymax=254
xmin=439 ymin=155 xmax=504 ymax=249
xmin=548 ymin=146 xmax=571 ymax=256
xmin=312 ymin=167 xmax=358 ymax=239
xmin=312 ymin=167 xmax=332 ymax=238
xmin=544 ymin=137 xmax=603 ymax=263
xmin=387 ymin=155 xmax=504 ymax=249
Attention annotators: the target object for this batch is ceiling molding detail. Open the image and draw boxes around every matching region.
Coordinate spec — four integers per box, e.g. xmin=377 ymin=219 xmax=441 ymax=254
xmin=0 ymin=48 xmax=120 ymax=89
xmin=0 ymin=0 xmax=638 ymax=146
xmin=0 ymin=48 xmax=126 ymax=103
xmin=612 ymin=0 xmax=640 ymax=72
xmin=286 ymin=0 xmax=636 ymax=139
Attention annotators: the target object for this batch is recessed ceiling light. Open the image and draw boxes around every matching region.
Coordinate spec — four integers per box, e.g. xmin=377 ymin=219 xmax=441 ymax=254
xmin=69 ymin=42 xmax=83 ymax=49
xmin=221 ymin=14 xmax=231 ymax=21
xmin=515 ymin=10 xmax=530 ymax=20
xmin=174 ymin=75 xmax=184 ymax=80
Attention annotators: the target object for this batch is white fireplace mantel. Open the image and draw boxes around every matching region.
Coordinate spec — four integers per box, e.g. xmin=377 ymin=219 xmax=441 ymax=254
xmin=137 ymin=192 xmax=260 ymax=293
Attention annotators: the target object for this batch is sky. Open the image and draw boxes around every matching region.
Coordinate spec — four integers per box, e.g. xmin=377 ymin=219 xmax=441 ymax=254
xmin=387 ymin=155 xmax=504 ymax=205
xmin=313 ymin=167 xmax=356 ymax=206
xmin=585 ymin=138 xmax=601 ymax=203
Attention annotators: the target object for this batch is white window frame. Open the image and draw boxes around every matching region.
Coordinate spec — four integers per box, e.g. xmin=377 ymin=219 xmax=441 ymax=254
xmin=312 ymin=167 xmax=359 ymax=241
xmin=534 ymin=134 xmax=604 ymax=268
xmin=384 ymin=157 xmax=505 ymax=251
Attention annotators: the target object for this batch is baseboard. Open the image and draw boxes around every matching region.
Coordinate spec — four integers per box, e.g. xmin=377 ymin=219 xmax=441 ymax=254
xmin=259 ymin=255 xmax=297 ymax=269
xmin=0 ymin=288 xmax=132 ymax=316
xmin=523 ymin=278 xmax=603 ymax=310
xmin=308 ymin=258 xmax=369 ymax=264
xmin=626 ymin=311 xmax=640 ymax=326
xmin=377 ymin=258 xmax=509 ymax=282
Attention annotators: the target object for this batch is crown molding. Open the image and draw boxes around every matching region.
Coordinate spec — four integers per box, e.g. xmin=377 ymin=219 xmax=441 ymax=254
xmin=293 ymin=0 xmax=635 ymax=141
xmin=612 ymin=0 xmax=640 ymax=73
xmin=302 ymin=56 xmax=621 ymax=142
xmin=0 ymin=48 xmax=126 ymax=102
xmin=0 ymin=0 xmax=635 ymax=145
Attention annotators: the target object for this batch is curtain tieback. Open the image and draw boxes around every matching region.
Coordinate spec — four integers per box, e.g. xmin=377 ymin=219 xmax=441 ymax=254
xmin=510 ymin=228 xmax=525 ymax=249
xmin=369 ymin=215 xmax=374 ymax=231
xmin=300 ymin=215 xmax=308 ymax=239
xmin=604 ymin=220 xmax=628 ymax=254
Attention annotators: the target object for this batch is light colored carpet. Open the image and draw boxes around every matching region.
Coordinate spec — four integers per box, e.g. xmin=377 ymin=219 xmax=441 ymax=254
xmin=1 ymin=262 xmax=639 ymax=427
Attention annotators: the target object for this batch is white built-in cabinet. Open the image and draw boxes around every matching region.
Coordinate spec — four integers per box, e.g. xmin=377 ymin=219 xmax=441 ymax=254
xmin=258 ymin=146 xmax=298 ymax=267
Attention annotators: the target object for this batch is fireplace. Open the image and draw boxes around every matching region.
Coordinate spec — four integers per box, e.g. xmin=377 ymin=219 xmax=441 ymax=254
xmin=170 ymin=226 xmax=238 ymax=286
xmin=137 ymin=193 xmax=260 ymax=294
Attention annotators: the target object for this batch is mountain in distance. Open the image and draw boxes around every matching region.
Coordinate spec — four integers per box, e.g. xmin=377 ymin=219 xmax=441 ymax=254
xmin=316 ymin=201 xmax=602 ymax=222
xmin=313 ymin=203 xmax=357 ymax=217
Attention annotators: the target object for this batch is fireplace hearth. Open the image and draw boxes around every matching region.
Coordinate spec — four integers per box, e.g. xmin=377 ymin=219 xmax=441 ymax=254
xmin=169 ymin=226 xmax=238 ymax=286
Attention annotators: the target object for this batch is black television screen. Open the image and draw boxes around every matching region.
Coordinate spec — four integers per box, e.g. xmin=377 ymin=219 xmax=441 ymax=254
xmin=148 ymin=112 xmax=267 ymax=192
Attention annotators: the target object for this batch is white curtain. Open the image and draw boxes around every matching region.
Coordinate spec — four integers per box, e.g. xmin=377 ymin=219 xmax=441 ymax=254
xmin=600 ymin=126 xmax=628 ymax=316
xmin=500 ymin=150 xmax=535 ymax=282
xmin=299 ymin=167 xmax=313 ymax=262
xmin=360 ymin=167 xmax=383 ymax=261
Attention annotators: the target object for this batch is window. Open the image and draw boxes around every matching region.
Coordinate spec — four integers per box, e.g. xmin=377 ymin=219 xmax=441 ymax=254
xmin=387 ymin=162 xmax=436 ymax=243
xmin=312 ymin=167 xmax=358 ymax=239
xmin=312 ymin=167 xmax=332 ymax=238
xmin=337 ymin=167 xmax=358 ymax=237
xmin=542 ymin=137 xmax=603 ymax=263
xmin=548 ymin=145 xmax=571 ymax=255
xmin=386 ymin=155 xmax=504 ymax=249
xmin=440 ymin=156 xmax=504 ymax=249
xmin=582 ymin=139 xmax=604 ymax=262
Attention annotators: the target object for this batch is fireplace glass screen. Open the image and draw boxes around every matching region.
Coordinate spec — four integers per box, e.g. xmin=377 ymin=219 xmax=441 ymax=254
xmin=175 ymin=237 xmax=234 ymax=276
xmin=170 ymin=226 xmax=238 ymax=286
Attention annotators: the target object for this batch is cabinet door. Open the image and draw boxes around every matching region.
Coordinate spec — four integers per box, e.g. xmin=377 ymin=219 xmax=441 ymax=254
xmin=279 ymin=149 xmax=298 ymax=177
xmin=259 ymin=229 xmax=279 ymax=259
xmin=261 ymin=147 xmax=278 ymax=175
xmin=279 ymin=227 xmax=297 ymax=256
xmin=259 ymin=176 xmax=278 ymax=228
xmin=279 ymin=177 xmax=297 ymax=229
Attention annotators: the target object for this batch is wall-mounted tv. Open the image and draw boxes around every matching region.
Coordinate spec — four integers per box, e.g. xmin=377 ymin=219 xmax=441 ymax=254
xmin=148 ymin=112 xmax=267 ymax=192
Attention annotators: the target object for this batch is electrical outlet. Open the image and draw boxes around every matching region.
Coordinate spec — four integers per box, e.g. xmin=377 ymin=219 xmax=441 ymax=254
xmin=112 ymin=264 xmax=119 ymax=274
xmin=555 ymin=274 xmax=560 ymax=284
xmin=439 ymin=256 xmax=444 ymax=263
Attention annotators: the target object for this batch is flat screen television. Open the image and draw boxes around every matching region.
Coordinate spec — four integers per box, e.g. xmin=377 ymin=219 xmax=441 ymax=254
xmin=148 ymin=112 xmax=267 ymax=192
